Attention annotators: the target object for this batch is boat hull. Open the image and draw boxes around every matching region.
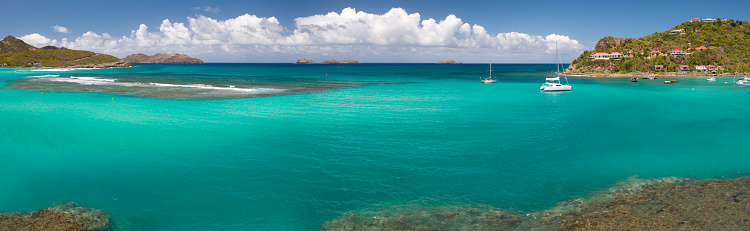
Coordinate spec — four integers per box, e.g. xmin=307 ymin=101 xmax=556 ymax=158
xmin=541 ymin=85 xmax=571 ymax=91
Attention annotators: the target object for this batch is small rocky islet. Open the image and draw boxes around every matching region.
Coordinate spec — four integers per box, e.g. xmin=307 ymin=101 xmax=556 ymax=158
xmin=0 ymin=202 xmax=110 ymax=231
xmin=296 ymin=58 xmax=358 ymax=64
xmin=321 ymin=176 xmax=750 ymax=230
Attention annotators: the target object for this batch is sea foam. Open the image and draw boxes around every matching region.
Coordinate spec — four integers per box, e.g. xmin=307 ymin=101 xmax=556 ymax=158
xmin=38 ymin=76 xmax=283 ymax=94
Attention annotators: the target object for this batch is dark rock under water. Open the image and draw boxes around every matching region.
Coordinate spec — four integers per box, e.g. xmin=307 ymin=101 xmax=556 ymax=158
xmin=321 ymin=176 xmax=750 ymax=230
xmin=0 ymin=202 xmax=109 ymax=231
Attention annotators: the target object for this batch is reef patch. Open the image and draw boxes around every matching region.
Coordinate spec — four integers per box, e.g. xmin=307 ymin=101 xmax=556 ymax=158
xmin=0 ymin=202 xmax=109 ymax=231
xmin=322 ymin=176 xmax=750 ymax=230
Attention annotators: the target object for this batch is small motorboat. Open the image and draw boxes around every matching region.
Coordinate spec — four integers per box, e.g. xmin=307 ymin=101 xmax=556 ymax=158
xmin=670 ymin=80 xmax=678 ymax=83
xmin=707 ymin=77 xmax=716 ymax=81
xmin=664 ymin=81 xmax=672 ymax=84
xmin=631 ymin=77 xmax=638 ymax=82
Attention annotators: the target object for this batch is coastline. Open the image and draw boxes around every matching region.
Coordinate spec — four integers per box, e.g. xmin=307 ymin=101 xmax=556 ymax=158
xmin=0 ymin=61 xmax=132 ymax=69
xmin=564 ymin=71 xmax=750 ymax=78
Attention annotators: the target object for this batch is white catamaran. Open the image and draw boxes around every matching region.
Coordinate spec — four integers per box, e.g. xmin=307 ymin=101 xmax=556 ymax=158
xmin=481 ymin=62 xmax=497 ymax=83
xmin=540 ymin=44 xmax=571 ymax=91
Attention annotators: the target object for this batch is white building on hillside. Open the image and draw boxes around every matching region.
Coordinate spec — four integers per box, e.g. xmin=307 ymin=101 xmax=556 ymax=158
xmin=670 ymin=47 xmax=687 ymax=55
xmin=589 ymin=52 xmax=623 ymax=60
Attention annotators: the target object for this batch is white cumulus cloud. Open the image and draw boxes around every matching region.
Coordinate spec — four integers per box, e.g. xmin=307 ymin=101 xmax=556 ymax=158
xmin=20 ymin=33 xmax=56 ymax=47
xmin=53 ymin=25 xmax=70 ymax=33
xmin=193 ymin=6 xmax=220 ymax=13
xmin=20 ymin=8 xmax=584 ymax=62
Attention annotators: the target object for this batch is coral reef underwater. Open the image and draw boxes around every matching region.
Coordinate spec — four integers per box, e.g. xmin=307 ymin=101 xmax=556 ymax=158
xmin=322 ymin=176 xmax=750 ymax=230
xmin=0 ymin=202 xmax=109 ymax=231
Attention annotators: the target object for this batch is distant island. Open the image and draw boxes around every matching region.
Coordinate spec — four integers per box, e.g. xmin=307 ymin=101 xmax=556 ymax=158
xmin=568 ymin=18 xmax=750 ymax=77
xmin=437 ymin=60 xmax=462 ymax=64
xmin=295 ymin=58 xmax=358 ymax=64
xmin=123 ymin=53 xmax=203 ymax=63
xmin=0 ymin=35 xmax=130 ymax=68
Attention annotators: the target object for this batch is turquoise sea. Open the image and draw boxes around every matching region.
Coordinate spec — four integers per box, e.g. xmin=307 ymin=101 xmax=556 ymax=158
xmin=1 ymin=63 xmax=749 ymax=230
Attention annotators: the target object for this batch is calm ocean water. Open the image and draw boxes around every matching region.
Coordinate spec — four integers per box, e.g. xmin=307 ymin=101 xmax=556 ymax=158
xmin=1 ymin=63 xmax=749 ymax=230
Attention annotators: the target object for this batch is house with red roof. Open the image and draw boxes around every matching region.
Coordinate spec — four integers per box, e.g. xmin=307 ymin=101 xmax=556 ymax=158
xmin=708 ymin=65 xmax=717 ymax=71
xmin=691 ymin=18 xmax=700 ymax=22
xmin=670 ymin=47 xmax=686 ymax=55
xmin=654 ymin=65 xmax=664 ymax=71
xmin=679 ymin=65 xmax=690 ymax=71
xmin=695 ymin=46 xmax=707 ymax=51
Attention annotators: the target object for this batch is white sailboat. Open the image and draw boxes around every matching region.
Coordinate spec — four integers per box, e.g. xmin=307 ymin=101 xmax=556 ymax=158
xmin=481 ymin=62 xmax=497 ymax=83
xmin=540 ymin=43 xmax=571 ymax=91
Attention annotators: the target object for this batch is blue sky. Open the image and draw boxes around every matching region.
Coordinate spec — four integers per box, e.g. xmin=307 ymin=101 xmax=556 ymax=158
xmin=3 ymin=0 xmax=749 ymax=63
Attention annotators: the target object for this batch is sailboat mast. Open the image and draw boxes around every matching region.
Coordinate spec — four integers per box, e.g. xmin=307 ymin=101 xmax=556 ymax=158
xmin=556 ymin=43 xmax=560 ymax=75
xmin=556 ymin=42 xmax=569 ymax=85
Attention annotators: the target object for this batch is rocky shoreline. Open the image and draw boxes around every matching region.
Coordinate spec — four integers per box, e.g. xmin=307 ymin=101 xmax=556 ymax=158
xmin=0 ymin=202 xmax=110 ymax=231
xmin=68 ymin=60 xmax=133 ymax=68
xmin=565 ymin=71 xmax=750 ymax=78
xmin=321 ymin=176 xmax=750 ymax=230
xmin=1 ymin=60 xmax=133 ymax=69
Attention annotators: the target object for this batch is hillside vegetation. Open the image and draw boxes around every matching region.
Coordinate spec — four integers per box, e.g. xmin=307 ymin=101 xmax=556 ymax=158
xmin=0 ymin=35 xmax=124 ymax=68
xmin=0 ymin=36 xmax=35 ymax=53
xmin=568 ymin=19 xmax=750 ymax=73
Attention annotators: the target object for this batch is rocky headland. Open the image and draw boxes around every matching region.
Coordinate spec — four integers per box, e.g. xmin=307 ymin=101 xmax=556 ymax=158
xmin=122 ymin=53 xmax=203 ymax=63
xmin=0 ymin=35 xmax=130 ymax=68
xmin=437 ymin=60 xmax=462 ymax=64
xmin=0 ymin=202 xmax=110 ymax=231
xmin=568 ymin=19 xmax=750 ymax=76
xmin=322 ymin=176 xmax=750 ymax=230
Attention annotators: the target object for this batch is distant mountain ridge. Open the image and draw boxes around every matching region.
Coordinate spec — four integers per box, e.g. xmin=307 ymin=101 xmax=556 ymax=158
xmin=123 ymin=53 xmax=204 ymax=63
xmin=568 ymin=18 xmax=750 ymax=74
xmin=0 ymin=35 xmax=130 ymax=68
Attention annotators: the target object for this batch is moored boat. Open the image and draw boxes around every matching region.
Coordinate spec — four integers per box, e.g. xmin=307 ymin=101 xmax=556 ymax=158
xmin=481 ymin=62 xmax=497 ymax=83
xmin=541 ymin=43 xmax=571 ymax=91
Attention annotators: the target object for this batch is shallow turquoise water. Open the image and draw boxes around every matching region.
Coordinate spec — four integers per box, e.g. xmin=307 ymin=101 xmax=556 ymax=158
xmin=1 ymin=64 xmax=749 ymax=230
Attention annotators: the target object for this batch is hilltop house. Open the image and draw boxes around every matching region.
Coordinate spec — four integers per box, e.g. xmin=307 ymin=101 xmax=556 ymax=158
xmin=589 ymin=52 xmax=622 ymax=60
xmin=701 ymin=18 xmax=717 ymax=22
xmin=654 ymin=65 xmax=664 ymax=70
xmin=695 ymin=65 xmax=707 ymax=71
xmin=680 ymin=65 xmax=690 ymax=71
xmin=670 ymin=47 xmax=687 ymax=55
xmin=670 ymin=29 xmax=684 ymax=34
xmin=691 ymin=18 xmax=701 ymax=22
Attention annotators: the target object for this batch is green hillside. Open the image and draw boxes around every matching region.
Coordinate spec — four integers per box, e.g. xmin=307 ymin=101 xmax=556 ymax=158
xmin=0 ymin=36 xmax=35 ymax=53
xmin=0 ymin=35 xmax=123 ymax=68
xmin=568 ymin=19 xmax=750 ymax=73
